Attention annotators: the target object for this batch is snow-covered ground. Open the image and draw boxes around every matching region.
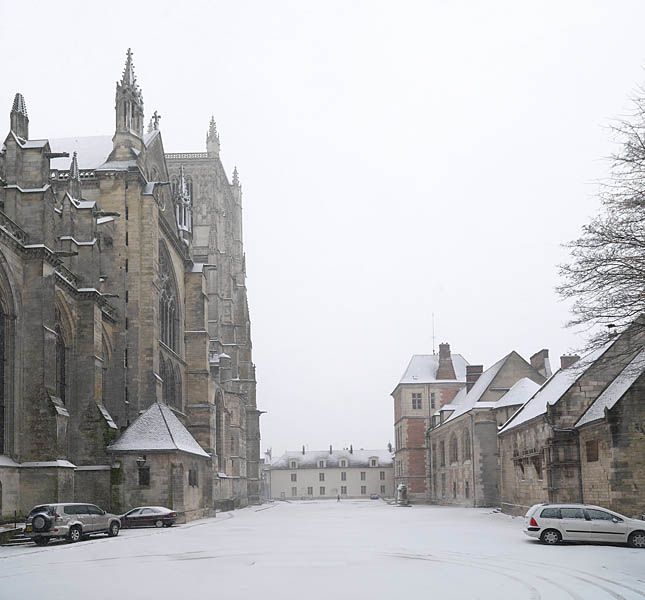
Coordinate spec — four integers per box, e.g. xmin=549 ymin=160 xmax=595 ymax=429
xmin=0 ymin=500 xmax=643 ymax=600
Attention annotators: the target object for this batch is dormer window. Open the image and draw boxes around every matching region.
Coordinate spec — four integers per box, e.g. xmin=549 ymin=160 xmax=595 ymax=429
xmin=289 ymin=460 xmax=297 ymax=469
xmin=339 ymin=459 xmax=348 ymax=468
xmin=369 ymin=457 xmax=378 ymax=467
xmin=318 ymin=459 xmax=326 ymax=469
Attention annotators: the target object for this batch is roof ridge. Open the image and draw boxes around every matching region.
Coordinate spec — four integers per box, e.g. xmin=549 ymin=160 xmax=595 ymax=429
xmin=157 ymin=402 xmax=178 ymax=450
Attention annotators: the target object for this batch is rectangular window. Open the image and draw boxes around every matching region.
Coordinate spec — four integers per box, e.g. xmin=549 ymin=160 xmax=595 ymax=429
xmin=430 ymin=392 xmax=436 ymax=409
xmin=412 ymin=392 xmax=422 ymax=410
xmin=291 ymin=487 xmax=297 ymax=497
xmin=360 ymin=486 xmax=366 ymax=495
xmin=340 ymin=486 xmax=347 ymax=495
xmin=341 ymin=472 xmax=346 ymax=481
xmin=319 ymin=486 xmax=325 ymax=496
xmin=380 ymin=485 xmax=385 ymax=494
xmin=319 ymin=472 xmax=325 ymax=482
xmin=138 ymin=466 xmax=150 ymax=487
xmin=586 ymin=440 xmax=599 ymax=462
xmin=290 ymin=473 xmax=297 ymax=482
xmin=465 ymin=481 xmax=470 ymax=499
xmin=188 ymin=469 xmax=199 ymax=487
xmin=307 ymin=487 xmax=313 ymax=496
xmin=360 ymin=472 xmax=366 ymax=481
xmin=379 ymin=471 xmax=385 ymax=480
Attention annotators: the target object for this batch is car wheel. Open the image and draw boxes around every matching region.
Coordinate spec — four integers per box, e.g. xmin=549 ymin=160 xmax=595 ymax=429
xmin=154 ymin=519 xmax=164 ymax=528
xmin=540 ymin=529 xmax=561 ymax=545
xmin=628 ymin=530 xmax=645 ymax=548
xmin=34 ymin=537 xmax=50 ymax=546
xmin=108 ymin=522 xmax=120 ymax=537
xmin=68 ymin=525 xmax=82 ymax=543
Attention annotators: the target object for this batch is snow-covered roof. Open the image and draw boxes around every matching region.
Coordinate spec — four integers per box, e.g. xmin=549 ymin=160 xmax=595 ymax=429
xmin=441 ymin=354 xmax=508 ymax=424
xmin=397 ymin=353 xmax=469 ymax=386
xmin=499 ymin=342 xmax=613 ymax=434
xmin=495 ymin=377 xmax=541 ymax=409
xmin=271 ymin=449 xmax=393 ymax=469
xmin=108 ymin=402 xmax=209 ymax=458
xmin=576 ymin=347 xmax=645 ymax=428
xmin=49 ymin=136 xmax=112 ymax=170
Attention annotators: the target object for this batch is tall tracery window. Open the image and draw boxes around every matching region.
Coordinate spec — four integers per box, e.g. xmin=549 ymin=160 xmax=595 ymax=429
xmin=159 ymin=244 xmax=180 ymax=352
xmin=462 ymin=428 xmax=472 ymax=462
xmin=0 ymin=310 xmax=5 ymax=454
xmin=449 ymin=434 xmax=459 ymax=464
xmin=55 ymin=310 xmax=67 ymax=404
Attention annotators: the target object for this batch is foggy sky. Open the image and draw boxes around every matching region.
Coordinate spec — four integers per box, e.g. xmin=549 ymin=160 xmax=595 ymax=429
xmin=2 ymin=1 xmax=645 ymax=456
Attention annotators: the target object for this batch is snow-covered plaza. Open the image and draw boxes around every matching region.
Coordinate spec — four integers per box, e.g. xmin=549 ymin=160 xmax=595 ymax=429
xmin=1 ymin=500 xmax=644 ymax=600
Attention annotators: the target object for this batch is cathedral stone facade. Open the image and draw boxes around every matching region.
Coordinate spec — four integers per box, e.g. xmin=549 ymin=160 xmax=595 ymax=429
xmin=0 ymin=50 xmax=261 ymax=521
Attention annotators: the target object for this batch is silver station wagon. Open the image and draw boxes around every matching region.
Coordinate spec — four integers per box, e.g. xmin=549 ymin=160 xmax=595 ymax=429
xmin=25 ymin=503 xmax=121 ymax=546
xmin=524 ymin=503 xmax=645 ymax=548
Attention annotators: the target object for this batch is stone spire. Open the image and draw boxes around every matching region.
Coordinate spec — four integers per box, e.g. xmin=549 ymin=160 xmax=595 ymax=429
xmin=206 ymin=116 xmax=220 ymax=157
xmin=10 ymin=92 xmax=29 ymax=139
xmin=232 ymin=166 xmax=239 ymax=187
xmin=114 ymin=48 xmax=144 ymax=141
xmin=67 ymin=152 xmax=82 ymax=200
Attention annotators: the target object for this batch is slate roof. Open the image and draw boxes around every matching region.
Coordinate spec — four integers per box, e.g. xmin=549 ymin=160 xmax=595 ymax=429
xmin=576 ymin=347 xmax=645 ymax=428
xmin=499 ymin=342 xmax=614 ymax=434
xmin=397 ymin=353 xmax=469 ymax=386
xmin=49 ymin=136 xmax=113 ymax=170
xmin=108 ymin=402 xmax=210 ymax=458
xmin=271 ymin=449 xmax=393 ymax=469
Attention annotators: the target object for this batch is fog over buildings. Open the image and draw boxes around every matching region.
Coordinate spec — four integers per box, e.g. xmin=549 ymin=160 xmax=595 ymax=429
xmin=3 ymin=0 xmax=645 ymax=455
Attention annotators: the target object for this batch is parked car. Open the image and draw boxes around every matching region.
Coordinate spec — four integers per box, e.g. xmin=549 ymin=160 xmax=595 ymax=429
xmin=25 ymin=503 xmax=121 ymax=546
xmin=524 ymin=503 xmax=645 ymax=548
xmin=120 ymin=506 xmax=177 ymax=528
xmin=369 ymin=494 xmax=380 ymax=500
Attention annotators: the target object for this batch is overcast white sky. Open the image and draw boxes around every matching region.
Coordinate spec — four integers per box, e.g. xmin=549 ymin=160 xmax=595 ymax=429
xmin=2 ymin=1 xmax=645 ymax=456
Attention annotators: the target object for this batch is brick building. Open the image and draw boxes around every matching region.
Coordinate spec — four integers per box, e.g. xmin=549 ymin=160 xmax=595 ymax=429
xmin=392 ymin=343 xmax=467 ymax=502
xmin=0 ymin=50 xmax=261 ymax=521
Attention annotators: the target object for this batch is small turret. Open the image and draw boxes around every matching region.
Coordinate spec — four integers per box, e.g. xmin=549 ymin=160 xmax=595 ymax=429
xmin=111 ymin=49 xmax=145 ymax=160
xmin=206 ymin=116 xmax=220 ymax=157
xmin=10 ymin=93 xmax=29 ymax=140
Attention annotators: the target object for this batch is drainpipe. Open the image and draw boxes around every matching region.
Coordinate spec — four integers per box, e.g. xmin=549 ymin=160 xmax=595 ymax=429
xmin=470 ymin=413 xmax=476 ymax=508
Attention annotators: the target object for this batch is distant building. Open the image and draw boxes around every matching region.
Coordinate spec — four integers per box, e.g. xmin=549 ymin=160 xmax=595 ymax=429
xmin=391 ymin=343 xmax=468 ymax=502
xmin=427 ymin=351 xmax=546 ymax=506
xmin=267 ymin=447 xmax=394 ymax=500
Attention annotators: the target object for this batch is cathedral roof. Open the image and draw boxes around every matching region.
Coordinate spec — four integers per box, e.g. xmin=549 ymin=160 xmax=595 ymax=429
xmin=108 ymin=402 xmax=210 ymax=458
xmin=49 ymin=136 xmax=113 ymax=170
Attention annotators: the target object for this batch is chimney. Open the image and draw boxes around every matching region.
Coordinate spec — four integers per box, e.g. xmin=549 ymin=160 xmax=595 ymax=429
xmin=436 ymin=342 xmax=457 ymax=380
xmin=350 ymin=444 xmax=353 ymax=454
xmin=530 ymin=349 xmax=552 ymax=379
xmin=387 ymin=442 xmax=393 ymax=453
xmin=560 ymin=354 xmax=580 ymax=370
xmin=329 ymin=444 xmax=333 ymax=455
xmin=302 ymin=445 xmax=305 ymax=455
xmin=466 ymin=365 xmax=483 ymax=392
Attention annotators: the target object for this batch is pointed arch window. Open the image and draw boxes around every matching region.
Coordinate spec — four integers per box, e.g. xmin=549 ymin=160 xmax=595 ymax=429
xmin=159 ymin=244 xmax=180 ymax=352
xmin=55 ymin=310 xmax=67 ymax=404
xmin=0 ymin=310 xmax=5 ymax=454
xmin=462 ymin=428 xmax=472 ymax=462
xmin=449 ymin=434 xmax=459 ymax=464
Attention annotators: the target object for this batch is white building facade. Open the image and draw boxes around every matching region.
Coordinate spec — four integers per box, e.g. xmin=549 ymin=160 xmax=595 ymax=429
xmin=267 ymin=448 xmax=394 ymax=500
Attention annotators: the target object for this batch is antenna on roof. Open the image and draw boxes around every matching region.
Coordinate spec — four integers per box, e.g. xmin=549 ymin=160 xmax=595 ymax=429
xmin=432 ymin=312 xmax=436 ymax=354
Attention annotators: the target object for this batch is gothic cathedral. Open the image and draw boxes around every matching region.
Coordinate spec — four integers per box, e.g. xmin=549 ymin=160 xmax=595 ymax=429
xmin=0 ymin=50 xmax=261 ymax=520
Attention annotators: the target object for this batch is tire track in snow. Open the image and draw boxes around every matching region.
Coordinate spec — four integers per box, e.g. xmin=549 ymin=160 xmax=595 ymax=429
xmin=443 ymin=551 xmax=643 ymax=599
xmin=386 ymin=553 xmax=542 ymax=600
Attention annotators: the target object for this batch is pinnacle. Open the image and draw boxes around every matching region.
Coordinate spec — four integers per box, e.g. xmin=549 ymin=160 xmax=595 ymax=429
xmin=232 ymin=166 xmax=239 ymax=186
xmin=11 ymin=93 xmax=27 ymax=116
xmin=207 ymin=116 xmax=218 ymax=141
xmin=120 ymin=47 xmax=138 ymax=89
xmin=69 ymin=151 xmax=80 ymax=181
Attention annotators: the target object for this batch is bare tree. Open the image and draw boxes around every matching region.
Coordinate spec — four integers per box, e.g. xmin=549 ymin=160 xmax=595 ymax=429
xmin=558 ymin=89 xmax=645 ymax=348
